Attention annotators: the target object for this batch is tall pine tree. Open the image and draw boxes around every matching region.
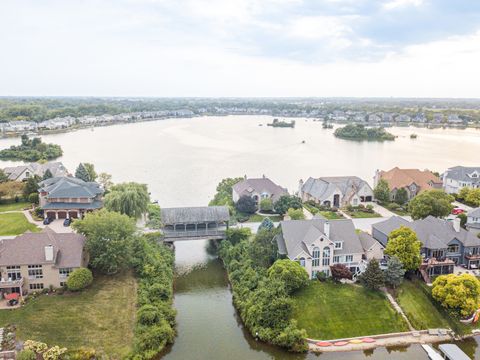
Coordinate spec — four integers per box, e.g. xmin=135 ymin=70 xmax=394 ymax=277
xmin=360 ymin=259 xmax=384 ymax=291
xmin=75 ymin=163 xmax=90 ymax=182
xmin=42 ymin=169 xmax=53 ymax=180
xmin=385 ymin=256 xmax=405 ymax=289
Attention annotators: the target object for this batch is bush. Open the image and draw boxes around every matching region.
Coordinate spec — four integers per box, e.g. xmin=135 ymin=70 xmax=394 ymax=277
xmin=316 ymin=271 xmax=327 ymax=282
xmin=68 ymin=347 xmax=96 ymax=360
xmin=23 ymin=340 xmax=48 ymax=353
xmin=330 ymin=264 xmax=352 ymax=281
xmin=235 ymin=195 xmax=257 ymax=214
xmin=66 ymin=268 xmax=93 ymax=291
xmin=259 ymin=198 xmax=273 ymax=212
xmin=287 ymin=208 xmax=305 ymax=220
xmin=28 ymin=192 xmax=39 ymax=204
xmin=17 ymin=350 xmax=36 ymax=360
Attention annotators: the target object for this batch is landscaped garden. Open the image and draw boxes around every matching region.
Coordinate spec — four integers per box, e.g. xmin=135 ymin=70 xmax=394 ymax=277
xmin=303 ymin=202 xmax=344 ymax=220
xmin=292 ymin=281 xmax=409 ymax=340
xmin=0 ymin=271 xmax=137 ymax=359
xmin=344 ymin=204 xmax=381 ymax=218
xmin=0 ymin=212 xmax=39 ymax=235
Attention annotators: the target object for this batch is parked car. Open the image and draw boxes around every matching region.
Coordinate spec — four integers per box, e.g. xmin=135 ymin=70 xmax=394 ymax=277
xmin=63 ymin=218 xmax=72 ymax=227
xmin=452 ymin=207 xmax=465 ymax=215
xmin=43 ymin=217 xmax=53 ymax=225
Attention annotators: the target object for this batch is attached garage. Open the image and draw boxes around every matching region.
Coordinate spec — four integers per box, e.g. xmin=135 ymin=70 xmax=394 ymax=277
xmin=46 ymin=211 xmax=56 ymax=219
xmin=68 ymin=211 xmax=78 ymax=219
xmin=57 ymin=211 xmax=67 ymax=219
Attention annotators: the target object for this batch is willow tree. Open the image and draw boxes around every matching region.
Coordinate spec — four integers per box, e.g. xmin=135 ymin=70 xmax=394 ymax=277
xmin=104 ymin=182 xmax=150 ymax=218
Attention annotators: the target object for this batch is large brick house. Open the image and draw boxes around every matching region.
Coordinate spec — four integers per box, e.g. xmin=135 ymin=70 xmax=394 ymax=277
xmin=39 ymin=176 xmax=104 ymax=219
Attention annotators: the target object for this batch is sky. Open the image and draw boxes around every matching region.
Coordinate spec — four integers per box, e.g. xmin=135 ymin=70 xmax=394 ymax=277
xmin=1 ymin=0 xmax=480 ymax=98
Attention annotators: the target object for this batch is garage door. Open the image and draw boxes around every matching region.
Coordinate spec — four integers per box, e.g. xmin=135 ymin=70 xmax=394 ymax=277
xmin=46 ymin=211 xmax=56 ymax=219
xmin=68 ymin=211 xmax=78 ymax=219
xmin=57 ymin=211 xmax=67 ymax=219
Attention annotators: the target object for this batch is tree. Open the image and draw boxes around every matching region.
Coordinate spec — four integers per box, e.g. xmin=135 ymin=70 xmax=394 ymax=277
xmin=267 ymin=259 xmax=309 ymax=294
xmin=249 ymin=228 xmax=279 ymax=268
xmin=66 ymin=268 xmax=93 ymax=291
xmin=384 ymin=256 xmax=405 ymax=288
xmin=97 ymin=172 xmax=113 ymax=191
xmin=384 ymin=226 xmax=422 ymax=271
xmin=458 ymin=213 xmax=467 ymax=228
xmin=225 ymin=227 xmax=252 ymax=245
xmin=83 ymin=163 xmax=97 ymax=181
xmin=42 ymin=168 xmax=53 ymax=180
xmin=274 ymin=195 xmax=303 ymax=215
xmin=432 ymin=274 xmax=480 ymax=317
xmin=235 ymin=195 xmax=257 ymax=214
xmin=209 ymin=177 xmax=243 ymax=208
xmin=287 ymin=208 xmax=305 ymax=220
xmin=408 ymin=189 xmax=454 ymax=220
xmin=72 ymin=209 xmax=136 ymax=274
xmin=28 ymin=192 xmax=39 ymax=204
xmin=0 ymin=181 xmax=25 ymax=201
xmin=465 ymin=188 xmax=480 ymax=207
xmin=258 ymin=217 xmax=274 ymax=232
xmin=0 ymin=169 xmax=8 ymax=183
xmin=374 ymin=179 xmax=390 ymax=203
xmin=360 ymin=259 xmax=384 ymax=290
xmin=75 ymin=163 xmax=90 ymax=182
xmin=330 ymin=263 xmax=353 ymax=281
xmin=395 ymin=188 xmax=409 ymax=205
xmin=259 ymin=198 xmax=273 ymax=212
xmin=104 ymin=182 xmax=150 ymax=218
xmin=23 ymin=176 xmax=40 ymax=199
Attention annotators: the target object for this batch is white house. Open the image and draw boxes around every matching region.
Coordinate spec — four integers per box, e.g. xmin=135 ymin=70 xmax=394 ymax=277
xmin=467 ymin=208 xmax=480 ymax=236
xmin=299 ymin=176 xmax=374 ymax=208
xmin=443 ymin=166 xmax=480 ymax=194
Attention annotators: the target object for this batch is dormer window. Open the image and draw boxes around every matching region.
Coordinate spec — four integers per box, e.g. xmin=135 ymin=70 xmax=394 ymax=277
xmin=334 ymin=241 xmax=343 ymax=250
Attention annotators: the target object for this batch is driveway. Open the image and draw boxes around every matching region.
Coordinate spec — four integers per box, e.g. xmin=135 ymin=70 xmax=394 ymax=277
xmin=23 ymin=210 xmax=75 ymax=233
xmin=453 ymin=201 xmax=474 ymax=212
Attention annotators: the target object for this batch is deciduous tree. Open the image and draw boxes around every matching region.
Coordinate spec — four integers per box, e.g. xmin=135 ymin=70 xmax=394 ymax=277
xmin=235 ymin=195 xmax=257 ymax=214
xmin=374 ymin=179 xmax=390 ymax=203
xmin=330 ymin=263 xmax=353 ymax=281
xmin=274 ymin=195 xmax=303 ymax=215
xmin=105 ymin=182 xmax=150 ymax=218
xmin=267 ymin=259 xmax=309 ymax=294
xmin=408 ymin=189 xmax=454 ymax=220
xmin=395 ymin=188 xmax=409 ymax=205
xmin=432 ymin=274 xmax=480 ymax=317
xmin=385 ymin=226 xmax=422 ymax=271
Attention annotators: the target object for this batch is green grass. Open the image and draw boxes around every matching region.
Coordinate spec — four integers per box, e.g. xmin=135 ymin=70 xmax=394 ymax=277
xmin=396 ymin=280 xmax=450 ymax=330
xmin=318 ymin=211 xmax=344 ymax=220
xmin=236 ymin=212 xmax=283 ymax=222
xmin=347 ymin=210 xmax=382 ymax=218
xmin=0 ymin=212 xmax=39 ymax=235
xmin=292 ymin=281 xmax=409 ymax=340
xmin=0 ymin=271 xmax=137 ymax=358
xmin=0 ymin=201 xmax=32 ymax=212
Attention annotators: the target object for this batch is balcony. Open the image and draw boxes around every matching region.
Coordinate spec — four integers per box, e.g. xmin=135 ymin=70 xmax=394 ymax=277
xmin=0 ymin=277 xmax=24 ymax=288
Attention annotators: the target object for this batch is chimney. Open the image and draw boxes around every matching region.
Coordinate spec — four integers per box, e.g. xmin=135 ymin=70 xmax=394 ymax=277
xmin=45 ymin=245 xmax=54 ymax=262
xmin=324 ymin=221 xmax=330 ymax=238
xmin=453 ymin=218 xmax=461 ymax=232
xmin=262 ymin=174 xmax=266 ymax=179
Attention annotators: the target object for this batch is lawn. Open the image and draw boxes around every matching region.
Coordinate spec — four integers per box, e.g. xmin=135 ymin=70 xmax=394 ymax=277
xmin=292 ymin=281 xmax=409 ymax=340
xmin=395 ymin=280 xmax=449 ymax=330
xmin=318 ymin=211 xmax=344 ymax=220
xmin=0 ymin=271 xmax=137 ymax=358
xmin=0 ymin=212 xmax=39 ymax=235
xmin=0 ymin=202 xmax=32 ymax=213
xmin=236 ymin=212 xmax=283 ymax=222
xmin=346 ymin=210 xmax=382 ymax=218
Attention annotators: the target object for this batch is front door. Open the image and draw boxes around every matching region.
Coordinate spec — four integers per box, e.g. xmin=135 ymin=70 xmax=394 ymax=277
xmin=333 ymin=194 xmax=340 ymax=208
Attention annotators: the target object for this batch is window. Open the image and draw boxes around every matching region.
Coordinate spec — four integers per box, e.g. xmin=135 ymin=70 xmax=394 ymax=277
xmin=6 ymin=265 xmax=21 ymax=281
xmin=311 ymin=270 xmax=318 ymax=280
xmin=29 ymin=283 xmax=44 ymax=290
xmin=322 ymin=246 xmax=331 ymax=266
xmin=432 ymin=250 xmax=444 ymax=259
xmin=333 ymin=256 xmax=341 ymax=263
xmin=59 ymin=268 xmax=73 ymax=277
xmin=312 ymin=247 xmax=320 ymax=267
xmin=345 ymin=255 xmax=353 ymax=263
xmin=28 ymin=265 xmax=43 ymax=279
xmin=298 ymin=257 xmax=306 ymax=267
xmin=448 ymin=245 xmax=459 ymax=254
xmin=334 ymin=242 xmax=343 ymax=250
xmin=60 ymin=282 xmax=66 ymax=287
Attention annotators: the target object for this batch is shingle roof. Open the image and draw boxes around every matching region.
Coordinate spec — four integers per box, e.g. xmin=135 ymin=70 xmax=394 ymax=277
xmin=3 ymin=165 xmax=32 ymax=181
xmin=161 ymin=206 xmax=230 ymax=225
xmin=301 ymin=176 xmax=371 ymax=202
xmin=378 ymin=167 xmax=442 ymax=192
xmin=0 ymin=228 xmax=86 ymax=267
xmin=39 ymin=177 xmax=103 ymax=199
xmin=233 ymin=177 xmax=288 ymax=202
xmin=3 ymin=162 xmax=68 ymax=181
xmin=277 ymin=219 xmax=364 ymax=258
xmin=42 ymin=200 xmax=103 ymax=210
xmin=359 ymin=232 xmax=382 ymax=251
xmin=444 ymin=166 xmax=480 ymax=184
xmin=469 ymin=208 xmax=480 ymax=218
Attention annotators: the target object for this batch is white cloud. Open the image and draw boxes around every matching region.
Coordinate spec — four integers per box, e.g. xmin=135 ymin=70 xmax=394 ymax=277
xmin=383 ymin=0 xmax=425 ymax=10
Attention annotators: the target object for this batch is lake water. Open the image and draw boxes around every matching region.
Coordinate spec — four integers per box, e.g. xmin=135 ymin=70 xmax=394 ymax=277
xmin=1 ymin=115 xmax=480 ymax=359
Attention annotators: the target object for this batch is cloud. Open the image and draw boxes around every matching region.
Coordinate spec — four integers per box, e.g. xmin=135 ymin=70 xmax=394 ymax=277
xmin=383 ymin=0 xmax=425 ymax=10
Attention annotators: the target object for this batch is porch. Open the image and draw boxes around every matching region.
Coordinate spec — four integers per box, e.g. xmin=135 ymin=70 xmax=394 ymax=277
xmin=0 ymin=278 xmax=24 ymax=309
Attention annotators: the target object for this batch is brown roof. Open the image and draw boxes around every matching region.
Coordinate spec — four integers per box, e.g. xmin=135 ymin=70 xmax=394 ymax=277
xmin=379 ymin=167 xmax=441 ymax=192
xmin=0 ymin=227 xmax=86 ymax=268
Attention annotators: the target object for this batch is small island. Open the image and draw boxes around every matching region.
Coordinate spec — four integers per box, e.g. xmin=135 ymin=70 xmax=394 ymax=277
xmin=267 ymin=118 xmax=295 ymax=128
xmin=334 ymin=124 xmax=395 ymax=141
xmin=0 ymin=135 xmax=63 ymax=161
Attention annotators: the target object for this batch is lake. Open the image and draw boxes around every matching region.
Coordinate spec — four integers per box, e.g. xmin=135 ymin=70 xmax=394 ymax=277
xmin=1 ymin=115 xmax=480 ymax=359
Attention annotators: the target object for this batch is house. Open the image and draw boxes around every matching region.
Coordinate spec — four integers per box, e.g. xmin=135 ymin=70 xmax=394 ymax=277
xmin=374 ymin=167 xmax=442 ymax=201
xmin=275 ymin=218 xmax=383 ymax=279
xmin=298 ymin=176 xmax=374 ymax=208
xmin=0 ymin=228 xmax=88 ymax=297
xmin=372 ymin=216 xmax=480 ymax=278
xmin=467 ymin=208 xmax=480 ymax=235
xmin=443 ymin=166 xmax=480 ymax=194
xmin=3 ymin=162 xmax=68 ymax=182
xmin=38 ymin=176 xmax=104 ymax=219
xmin=232 ymin=176 xmax=288 ymax=206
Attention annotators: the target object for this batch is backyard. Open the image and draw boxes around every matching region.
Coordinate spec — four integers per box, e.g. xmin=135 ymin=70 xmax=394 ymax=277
xmin=0 ymin=212 xmax=39 ymax=235
xmin=0 ymin=202 xmax=32 ymax=213
xmin=292 ymin=281 xmax=409 ymax=340
xmin=0 ymin=271 xmax=137 ymax=358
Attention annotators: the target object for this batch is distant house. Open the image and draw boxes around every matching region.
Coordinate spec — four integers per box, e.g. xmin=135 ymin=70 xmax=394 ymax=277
xmin=3 ymin=162 xmax=68 ymax=182
xmin=372 ymin=216 xmax=480 ymax=278
xmin=232 ymin=176 xmax=288 ymax=206
xmin=374 ymin=167 xmax=442 ymax=201
xmin=276 ymin=218 xmax=383 ymax=279
xmin=467 ymin=208 xmax=480 ymax=235
xmin=0 ymin=228 xmax=88 ymax=296
xmin=443 ymin=166 xmax=480 ymax=194
xmin=299 ymin=176 xmax=374 ymax=208
xmin=38 ymin=176 xmax=103 ymax=219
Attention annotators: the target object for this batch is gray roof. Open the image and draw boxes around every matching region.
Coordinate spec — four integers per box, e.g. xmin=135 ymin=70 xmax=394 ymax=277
xmin=359 ymin=232 xmax=382 ymax=251
xmin=161 ymin=206 xmax=230 ymax=225
xmin=301 ymin=176 xmax=372 ymax=202
xmin=233 ymin=177 xmax=288 ymax=202
xmin=0 ymin=228 xmax=86 ymax=268
xmin=438 ymin=344 xmax=470 ymax=360
xmin=3 ymin=162 xmax=68 ymax=181
xmin=444 ymin=166 xmax=480 ymax=184
xmin=42 ymin=200 xmax=103 ymax=210
xmin=373 ymin=215 xmax=480 ymax=249
xmin=468 ymin=207 xmax=480 ymax=218
xmin=277 ymin=218 xmax=364 ymax=258
xmin=39 ymin=177 xmax=103 ymax=199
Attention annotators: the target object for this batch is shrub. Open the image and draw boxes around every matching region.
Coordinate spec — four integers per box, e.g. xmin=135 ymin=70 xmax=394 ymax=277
xmin=68 ymin=347 xmax=96 ymax=360
xmin=330 ymin=264 xmax=352 ymax=281
xmin=23 ymin=340 xmax=48 ymax=353
xmin=235 ymin=195 xmax=257 ymax=214
xmin=259 ymin=198 xmax=273 ymax=212
xmin=316 ymin=271 xmax=327 ymax=282
xmin=42 ymin=346 xmax=67 ymax=360
xmin=28 ymin=192 xmax=39 ymax=204
xmin=17 ymin=350 xmax=36 ymax=360
xmin=66 ymin=268 xmax=93 ymax=291
xmin=286 ymin=208 xmax=305 ymax=220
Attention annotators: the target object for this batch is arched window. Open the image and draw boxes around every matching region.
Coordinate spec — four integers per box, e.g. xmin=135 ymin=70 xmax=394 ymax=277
xmin=312 ymin=247 xmax=320 ymax=267
xmin=299 ymin=257 xmax=306 ymax=267
xmin=322 ymin=246 xmax=331 ymax=266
